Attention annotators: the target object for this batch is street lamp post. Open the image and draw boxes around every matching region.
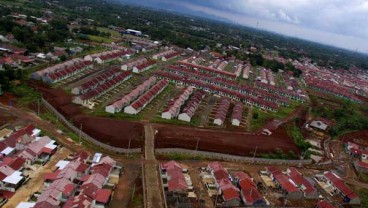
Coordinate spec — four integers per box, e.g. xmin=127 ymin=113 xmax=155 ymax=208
xmin=78 ymin=123 xmax=83 ymax=144
xmin=127 ymin=137 xmax=132 ymax=157
xmin=195 ymin=138 xmax=200 ymax=158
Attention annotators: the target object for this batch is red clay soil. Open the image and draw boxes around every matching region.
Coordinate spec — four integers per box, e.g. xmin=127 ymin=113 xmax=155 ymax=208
xmin=73 ymin=115 xmax=143 ymax=148
xmin=153 ymin=123 xmax=300 ymax=157
xmin=29 ymin=81 xmax=144 ymax=149
xmin=29 ymin=80 xmax=299 ymax=155
xmin=340 ymin=130 xmax=368 ymax=147
xmin=262 ymin=106 xmax=305 ymax=131
xmin=0 ymin=92 xmax=17 ymax=106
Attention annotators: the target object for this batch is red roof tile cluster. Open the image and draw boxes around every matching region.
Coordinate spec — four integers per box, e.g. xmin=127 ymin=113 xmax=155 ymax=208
xmin=178 ymin=61 xmax=237 ymax=79
xmin=97 ymin=50 xmax=129 ymax=61
xmin=232 ymin=171 xmax=265 ymax=205
xmin=153 ymin=50 xmax=177 ymax=60
xmin=208 ymin=162 xmax=240 ymax=202
xmin=36 ymin=151 xmax=116 ymax=207
xmin=79 ymin=70 xmax=131 ymax=101
xmin=0 ymin=157 xmax=25 ymax=171
xmin=46 ymin=60 xmax=93 ymax=82
xmin=128 ymin=79 xmax=169 ymax=111
xmin=107 ymin=76 xmax=157 ymax=111
xmin=324 ymin=171 xmax=359 ymax=200
xmin=163 ymin=51 xmax=181 ymax=60
xmin=0 ymin=44 xmax=27 ymax=54
xmin=216 ymin=61 xmax=228 ymax=71
xmin=357 ymin=161 xmax=368 ymax=169
xmin=316 ymin=200 xmax=336 ymax=208
xmin=231 ymin=102 xmax=244 ymax=123
xmin=209 ymin=59 xmax=221 ymax=68
xmin=287 ymin=167 xmax=317 ymax=195
xmin=78 ymin=67 xmax=122 ymax=95
xmin=162 ymin=87 xmax=194 ymax=118
xmin=2 ymin=124 xmax=34 ymax=149
xmin=305 ymin=77 xmax=361 ymax=103
xmin=161 ymin=161 xmax=188 ymax=192
xmin=180 ymin=90 xmax=206 ymax=118
xmin=234 ymin=64 xmax=243 ymax=77
xmin=165 ymin=65 xmax=289 ymax=106
xmin=267 ymin=70 xmax=275 ymax=84
xmin=155 ymin=70 xmax=279 ymax=111
xmin=214 ymin=97 xmax=230 ymax=122
xmin=266 ymin=167 xmax=300 ymax=193
xmin=255 ymin=82 xmax=305 ymax=101
xmin=134 ymin=60 xmax=156 ymax=72
xmin=260 ymin=68 xmax=267 ymax=82
xmin=122 ymin=57 xmax=147 ymax=70
xmin=242 ymin=65 xmax=250 ymax=78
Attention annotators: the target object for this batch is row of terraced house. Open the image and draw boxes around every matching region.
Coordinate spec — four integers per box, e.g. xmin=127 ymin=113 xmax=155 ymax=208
xmin=0 ymin=124 xmax=58 ymax=197
xmin=17 ymin=151 xmax=123 ymax=208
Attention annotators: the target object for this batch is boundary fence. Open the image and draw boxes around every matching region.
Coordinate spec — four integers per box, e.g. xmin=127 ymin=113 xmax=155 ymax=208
xmin=155 ymin=148 xmax=313 ymax=165
xmin=42 ymin=98 xmax=141 ymax=154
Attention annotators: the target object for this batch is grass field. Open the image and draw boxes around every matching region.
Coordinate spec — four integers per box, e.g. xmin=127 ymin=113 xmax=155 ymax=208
xmin=95 ymin=27 xmax=122 ymax=38
xmin=88 ymin=35 xmax=115 ymax=43
xmin=11 ymin=84 xmax=41 ymax=107
xmin=250 ymin=101 xmax=302 ymax=131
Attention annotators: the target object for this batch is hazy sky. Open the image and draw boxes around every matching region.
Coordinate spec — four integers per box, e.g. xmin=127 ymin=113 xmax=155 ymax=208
xmin=121 ymin=0 xmax=368 ymax=53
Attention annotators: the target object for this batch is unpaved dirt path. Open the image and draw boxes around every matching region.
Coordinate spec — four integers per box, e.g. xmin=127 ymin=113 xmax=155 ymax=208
xmin=143 ymin=123 xmax=164 ymax=208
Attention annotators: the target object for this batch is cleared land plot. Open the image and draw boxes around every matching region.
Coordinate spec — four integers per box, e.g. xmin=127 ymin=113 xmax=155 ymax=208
xmin=87 ymin=35 xmax=115 ymax=43
xmin=32 ymin=83 xmax=144 ymax=149
xmin=153 ymin=123 xmax=300 ymax=156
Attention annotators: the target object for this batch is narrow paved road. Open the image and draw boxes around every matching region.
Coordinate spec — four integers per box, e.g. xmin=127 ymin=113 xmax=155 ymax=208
xmin=144 ymin=123 xmax=164 ymax=208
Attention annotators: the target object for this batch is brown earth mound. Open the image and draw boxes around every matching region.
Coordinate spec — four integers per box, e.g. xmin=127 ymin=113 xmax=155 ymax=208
xmin=0 ymin=92 xmax=16 ymax=106
xmin=73 ymin=115 xmax=143 ymax=148
xmin=153 ymin=123 xmax=300 ymax=157
xmin=340 ymin=130 xmax=368 ymax=147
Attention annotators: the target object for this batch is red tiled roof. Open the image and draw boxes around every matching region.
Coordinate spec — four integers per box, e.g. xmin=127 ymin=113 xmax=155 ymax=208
xmin=90 ymin=163 xmax=112 ymax=178
xmin=73 ymin=150 xmax=89 ymax=162
xmin=287 ymin=167 xmax=316 ymax=194
xmin=324 ymin=172 xmax=358 ymax=200
xmin=358 ymin=161 xmax=368 ymax=169
xmin=232 ymin=171 xmax=251 ymax=181
xmin=242 ymin=186 xmax=264 ymax=204
xmin=316 ymin=200 xmax=336 ymax=208
xmin=41 ymin=147 xmax=54 ymax=155
xmin=218 ymin=179 xmax=240 ymax=201
xmin=0 ymin=142 xmax=7 ymax=152
xmin=44 ymin=170 xmax=61 ymax=181
xmin=63 ymin=183 xmax=75 ymax=196
xmin=4 ymin=124 xmax=34 ymax=148
xmin=95 ymin=189 xmax=112 ymax=204
xmin=6 ymin=157 xmax=25 ymax=170
xmin=63 ymin=194 xmax=93 ymax=208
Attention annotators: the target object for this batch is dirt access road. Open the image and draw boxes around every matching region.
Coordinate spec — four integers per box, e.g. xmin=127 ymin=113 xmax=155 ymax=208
xmin=144 ymin=123 xmax=164 ymax=208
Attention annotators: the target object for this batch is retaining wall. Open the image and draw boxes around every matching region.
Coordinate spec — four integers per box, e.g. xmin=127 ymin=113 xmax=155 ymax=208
xmin=155 ymin=148 xmax=313 ymax=165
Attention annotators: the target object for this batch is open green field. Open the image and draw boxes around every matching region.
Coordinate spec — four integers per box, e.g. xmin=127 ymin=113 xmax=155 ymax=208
xmin=250 ymin=101 xmax=303 ymax=131
xmin=87 ymin=35 xmax=115 ymax=43
xmin=95 ymin=27 xmax=122 ymax=38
